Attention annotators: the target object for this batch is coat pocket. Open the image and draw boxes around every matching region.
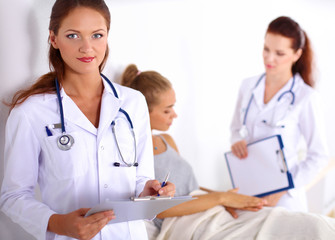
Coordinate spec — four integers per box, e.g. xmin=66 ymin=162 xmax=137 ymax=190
xmin=43 ymin=132 xmax=89 ymax=180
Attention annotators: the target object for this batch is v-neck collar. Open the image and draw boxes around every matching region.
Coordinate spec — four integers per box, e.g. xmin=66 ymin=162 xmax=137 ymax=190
xmin=252 ymin=74 xmax=296 ymax=111
xmin=58 ymin=78 xmax=121 ymax=136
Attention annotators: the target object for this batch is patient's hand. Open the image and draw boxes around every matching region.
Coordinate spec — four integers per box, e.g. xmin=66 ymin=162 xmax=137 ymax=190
xmin=262 ymin=190 xmax=287 ymax=207
xmin=221 ymin=189 xmax=267 ymax=218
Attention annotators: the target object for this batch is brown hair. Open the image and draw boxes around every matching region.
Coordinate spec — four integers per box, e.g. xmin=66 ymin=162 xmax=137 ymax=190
xmin=8 ymin=0 xmax=110 ymax=109
xmin=266 ymin=16 xmax=314 ymax=87
xmin=121 ymin=64 xmax=172 ymax=111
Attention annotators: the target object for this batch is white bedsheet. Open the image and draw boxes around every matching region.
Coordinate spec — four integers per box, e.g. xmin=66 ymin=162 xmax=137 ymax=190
xmin=148 ymin=190 xmax=335 ymax=240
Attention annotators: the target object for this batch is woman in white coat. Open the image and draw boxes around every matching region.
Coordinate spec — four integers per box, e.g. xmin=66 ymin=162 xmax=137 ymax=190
xmin=230 ymin=16 xmax=329 ymax=212
xmin=0 ymin=1 xmax=175 ymax=240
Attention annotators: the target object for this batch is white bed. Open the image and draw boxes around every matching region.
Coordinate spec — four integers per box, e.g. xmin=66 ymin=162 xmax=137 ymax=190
xmin=145 ymin=190 xmax=335 ymax=240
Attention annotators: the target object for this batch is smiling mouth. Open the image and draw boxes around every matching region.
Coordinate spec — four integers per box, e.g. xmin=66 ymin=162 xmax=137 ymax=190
xmin=77 ymin=57 xmax=94 ymax=63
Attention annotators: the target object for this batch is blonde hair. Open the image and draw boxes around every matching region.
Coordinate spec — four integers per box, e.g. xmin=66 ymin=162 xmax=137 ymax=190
xmin=121 ymin=64 xmax=172 ymax=111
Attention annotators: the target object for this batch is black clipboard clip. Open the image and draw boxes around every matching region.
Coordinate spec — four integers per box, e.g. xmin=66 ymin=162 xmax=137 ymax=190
xmin=276 ymin=149 xmax=288 ymax=173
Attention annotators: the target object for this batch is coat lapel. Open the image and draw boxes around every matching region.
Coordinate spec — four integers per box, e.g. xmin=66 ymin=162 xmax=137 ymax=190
xmin=61 ymin=88 xmax=98 ymax=135
xmin=97 ymin=79 xmax=121 ymax=137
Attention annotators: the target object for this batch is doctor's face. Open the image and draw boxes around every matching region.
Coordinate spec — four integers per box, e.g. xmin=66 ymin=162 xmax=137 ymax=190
xmin=263 ymin=33 xmax=302 ymax=77
xmin=49 ymin=7 xmax=108 ymax=76
xmin=150 ymin=88 xmax=177 ymax=131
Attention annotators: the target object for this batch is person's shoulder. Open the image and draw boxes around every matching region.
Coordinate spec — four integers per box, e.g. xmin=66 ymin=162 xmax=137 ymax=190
xmin=161 ymin=134 xmax=179 ymax=153
xmin=295 ymin=74 xmax=317 ymax=98
xmin=110 ymin=81 xmax=145 ymax=100
xmin=9 ymin=93 xmax=54 ymax=121
xmin=108 ymin=81 xmax=149 ymax=116
xmin=294 ymin=74 xmax=323 ymax=107
xmin=239 ymin=73 xmax=264 ymax=91
xmin=12 ymin=93 xmax=53 ymax=111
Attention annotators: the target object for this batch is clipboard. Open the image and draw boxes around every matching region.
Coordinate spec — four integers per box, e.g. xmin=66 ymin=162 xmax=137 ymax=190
xmin=225 ymin=135 xmax=294 ymax=197
xmin=85 ymin=195 xmax=194 ymax=224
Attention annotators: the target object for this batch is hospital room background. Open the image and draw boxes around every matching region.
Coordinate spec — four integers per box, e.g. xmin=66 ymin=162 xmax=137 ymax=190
xmin=0 ymin=0 xmax=335 ymax=239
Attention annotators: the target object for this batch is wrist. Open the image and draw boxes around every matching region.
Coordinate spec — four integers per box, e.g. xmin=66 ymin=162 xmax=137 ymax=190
xmin=212 ymin=192 xmax=226 ymax=205
xmin=48 ymin=214 xmax=64 ymax=235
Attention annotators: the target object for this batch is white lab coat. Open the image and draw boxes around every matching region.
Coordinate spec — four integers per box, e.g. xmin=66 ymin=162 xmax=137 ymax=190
xmin=0 ymin=78 xmax=154 ymax=240
xmin=230 ymin=73 xmax=329 ymax=211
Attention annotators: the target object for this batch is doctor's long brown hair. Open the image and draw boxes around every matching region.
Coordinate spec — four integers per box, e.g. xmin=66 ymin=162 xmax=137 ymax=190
xmin=266 ymin=16 xmax=315 ymax=87
xmin=8 ymin=0 xmax=110 ymax=110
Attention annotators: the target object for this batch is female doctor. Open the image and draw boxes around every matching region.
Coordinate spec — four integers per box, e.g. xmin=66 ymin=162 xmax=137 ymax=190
xmin=230 ymin=16 xmax=329 ymax=212
xmin=0 ymin=0 xmax=174 ymax=240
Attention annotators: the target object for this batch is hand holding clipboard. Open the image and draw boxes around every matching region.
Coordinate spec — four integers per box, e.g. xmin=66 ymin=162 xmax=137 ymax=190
xmin=225 ymin=135 xmax=294 ymax=197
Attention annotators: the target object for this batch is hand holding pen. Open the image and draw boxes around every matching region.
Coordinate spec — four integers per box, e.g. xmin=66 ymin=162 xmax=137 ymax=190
xmin=157 ymin=172 xmax=170 ymax=196
xmin=138 ymin=172 xmax=175 ymax=198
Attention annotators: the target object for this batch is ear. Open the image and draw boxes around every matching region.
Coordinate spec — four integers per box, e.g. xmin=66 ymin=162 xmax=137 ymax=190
xmin=49 ymin=30 xmax=58 ymax=49
xmin=293 ymin=48 xmax=303 ymax=63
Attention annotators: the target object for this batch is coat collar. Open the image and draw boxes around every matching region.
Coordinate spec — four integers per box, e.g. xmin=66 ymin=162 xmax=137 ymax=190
xmin=251 ymin=73 xmax=299 ymax=110
xmin=46 ymin=77 xmax=121 ymax=136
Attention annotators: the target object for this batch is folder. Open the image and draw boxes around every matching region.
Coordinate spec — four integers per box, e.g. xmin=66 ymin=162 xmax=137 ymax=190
xmin=85 ymin=195 xmax=194 ymax=224
xmin=224 ymin=135 xmax=294 ymax=197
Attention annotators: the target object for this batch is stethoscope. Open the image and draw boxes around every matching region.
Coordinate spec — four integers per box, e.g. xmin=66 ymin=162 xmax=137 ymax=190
xmin=55 ymin=73 xmax=138 ymax=167
xmin=239 ymin=73 xmax=296 ymax=138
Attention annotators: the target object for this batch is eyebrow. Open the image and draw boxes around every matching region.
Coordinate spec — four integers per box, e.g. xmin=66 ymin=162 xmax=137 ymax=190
xmin=64 ymin=28 xmax=107 ymax=33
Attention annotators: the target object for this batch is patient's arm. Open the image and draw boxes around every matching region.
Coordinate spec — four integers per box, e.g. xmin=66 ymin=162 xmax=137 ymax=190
xmin=199 ymin=186 xmax=214 ymax=193
xmin=156 ymin=191 xmax=266 ymax=219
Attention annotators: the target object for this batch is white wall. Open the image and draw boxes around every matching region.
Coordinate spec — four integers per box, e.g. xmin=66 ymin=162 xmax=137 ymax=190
xmin=1 ymin=0 xmax=335 ymax=238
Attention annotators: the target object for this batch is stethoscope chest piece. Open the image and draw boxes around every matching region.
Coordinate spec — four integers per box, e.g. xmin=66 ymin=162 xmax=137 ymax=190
xmin=57 ymin=134 xmax=74 ymax=151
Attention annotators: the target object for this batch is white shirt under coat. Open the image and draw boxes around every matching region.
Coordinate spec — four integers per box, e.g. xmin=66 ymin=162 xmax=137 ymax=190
xmin=0 ymin=79 xmax=154 ymax=240
xmin=230 ymin=73 xmax=329 ymax=211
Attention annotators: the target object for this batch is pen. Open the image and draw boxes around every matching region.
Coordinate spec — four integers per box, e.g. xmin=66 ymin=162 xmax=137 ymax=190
xmin=158 ymin=171 xmax=170 ymax=196
xmin=45 ymin=126 xmax=53 ymax=136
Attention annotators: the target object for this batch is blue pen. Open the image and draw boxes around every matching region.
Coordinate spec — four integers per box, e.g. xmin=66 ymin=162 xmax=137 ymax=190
xmin=158 ymin=172 xmax=170 ymax=196
xmin=45 ymin=126 xmax=53 ymax=136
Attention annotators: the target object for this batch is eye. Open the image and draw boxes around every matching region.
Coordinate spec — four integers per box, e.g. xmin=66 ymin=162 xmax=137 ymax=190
xmin=92 ymin=33 xmax=103 ymax=39
xmin=66 ymin=34 xmax=79 ymax=39
xmin=263 ymin=47 xmax=269 ymax=52
xmin=276 ymin=52 xmax=285 ymax=56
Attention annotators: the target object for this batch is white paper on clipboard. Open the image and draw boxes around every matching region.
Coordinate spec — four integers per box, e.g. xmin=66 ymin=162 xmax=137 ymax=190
xmin=225 ymin=135 xmax=294 ymax=197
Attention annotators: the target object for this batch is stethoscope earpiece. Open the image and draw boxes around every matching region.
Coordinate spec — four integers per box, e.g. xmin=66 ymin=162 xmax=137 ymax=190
xmin=113 ymin=162 xmax=138 ymax=167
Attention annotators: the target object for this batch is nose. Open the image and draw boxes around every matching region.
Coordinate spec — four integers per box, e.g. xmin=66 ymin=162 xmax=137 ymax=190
xmin=263 ymin=51 xmax=274 ymax=63
xmin=172 ymin=109 xmax=177 ymax=119
xmin=79 ymin=38 xmax=93 ymax=53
